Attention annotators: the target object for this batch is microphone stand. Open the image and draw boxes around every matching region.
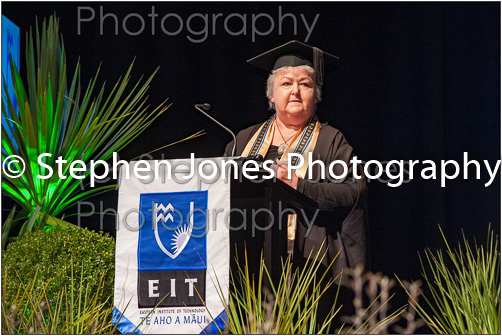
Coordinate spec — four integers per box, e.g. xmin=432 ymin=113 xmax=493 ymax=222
xmin=194 ymin=103 xmax=237 ymax=157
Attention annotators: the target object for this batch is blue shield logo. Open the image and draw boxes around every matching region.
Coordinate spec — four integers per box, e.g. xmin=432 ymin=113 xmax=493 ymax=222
xmin=138 ymin=191 xmax=208 ymax=271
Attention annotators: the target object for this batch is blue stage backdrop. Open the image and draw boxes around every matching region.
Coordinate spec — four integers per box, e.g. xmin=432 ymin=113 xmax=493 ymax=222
xmin=2 ymin=15 xmax=20 ymax=146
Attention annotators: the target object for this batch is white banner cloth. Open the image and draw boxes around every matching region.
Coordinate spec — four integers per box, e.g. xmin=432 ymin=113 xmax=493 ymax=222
xmin=113 ymin=158 xmax=230 ymax=334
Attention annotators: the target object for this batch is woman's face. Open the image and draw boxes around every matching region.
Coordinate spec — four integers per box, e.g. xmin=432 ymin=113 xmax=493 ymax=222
xmin=271 ymin=67 xmax=316 ymax=126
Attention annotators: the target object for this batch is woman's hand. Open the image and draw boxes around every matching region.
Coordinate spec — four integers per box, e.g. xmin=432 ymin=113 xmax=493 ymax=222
xmin=275 ymin=159 xmax=298 ymax=189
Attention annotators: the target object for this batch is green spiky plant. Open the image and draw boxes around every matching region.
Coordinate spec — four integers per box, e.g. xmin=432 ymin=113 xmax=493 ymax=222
xmin=400 ymin=226 xmax=500 ymax=334
xmin=209 ymin=249 xmax=341 ymax=334
xmin=2 ymin=263 xmax=116 ymax=334
xmin=1 ymin=15 xmax=200 ymax=237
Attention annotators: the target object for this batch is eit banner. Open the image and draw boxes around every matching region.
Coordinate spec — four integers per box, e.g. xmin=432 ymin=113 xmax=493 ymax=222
xmin=113 ymin=159 xmax=230 ymax=334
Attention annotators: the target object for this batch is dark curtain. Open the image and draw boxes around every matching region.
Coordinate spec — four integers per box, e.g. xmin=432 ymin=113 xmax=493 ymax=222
xmin=2 ymin=2 xmax=499 ymax=282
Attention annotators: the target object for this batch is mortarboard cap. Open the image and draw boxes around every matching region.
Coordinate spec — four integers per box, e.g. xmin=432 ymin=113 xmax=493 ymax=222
xmin=247 ymin=40 xmax=339 ymax=86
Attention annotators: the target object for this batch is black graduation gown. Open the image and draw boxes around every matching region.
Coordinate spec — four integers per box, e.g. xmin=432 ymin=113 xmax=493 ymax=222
xmin=224 ymin=121 xmax=369 ymax=279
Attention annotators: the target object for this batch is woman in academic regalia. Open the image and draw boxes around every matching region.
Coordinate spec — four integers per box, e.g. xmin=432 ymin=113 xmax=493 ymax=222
xmin=225 ymin=40 xmax=369 ymax=325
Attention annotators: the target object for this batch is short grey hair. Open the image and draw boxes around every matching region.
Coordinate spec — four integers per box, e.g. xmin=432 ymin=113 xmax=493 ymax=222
xmin=266 ymin=65 xmax=322 ymax=109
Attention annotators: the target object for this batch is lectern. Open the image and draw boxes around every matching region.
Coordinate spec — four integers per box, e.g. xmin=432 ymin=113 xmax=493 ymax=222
xmin=229 ymin=166 xmax=319 ymax=286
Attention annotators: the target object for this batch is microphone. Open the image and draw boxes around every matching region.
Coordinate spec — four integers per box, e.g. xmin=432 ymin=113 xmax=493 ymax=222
xmin=195 ymin=103 xmax=211 ymax=111
xmin=194 ymin=103 xmax=237 ymax=157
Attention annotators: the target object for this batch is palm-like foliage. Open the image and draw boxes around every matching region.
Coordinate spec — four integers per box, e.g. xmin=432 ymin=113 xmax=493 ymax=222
xmin=1 ymin=16 xmax=182 ymax=232
xmin=402 ymin=226 xmax=500 ymax=334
